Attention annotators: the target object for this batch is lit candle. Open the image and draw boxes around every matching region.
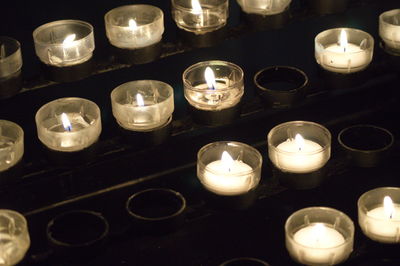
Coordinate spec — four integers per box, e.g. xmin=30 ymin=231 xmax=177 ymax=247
xmin=171 ymin=0 xmax=228 ymax=34
xmin=379 ymin=9 xmax=400 ymax=53
xmin=285 ymin=207 xmax=354 ymax=266
xmin=35 ymin=97 xmax=102 ymax=152
xmin=183 ymin=61 xmax=244 ymax=111
xmin=111 ymin=80 xmax=174 ymax=131
xmin=315 ymin=28 xmax=374 ymax=73
xmin=105 ymin=5 xmax=164 ymax=50
xmin=33 ymin=20 xmax=95 ymax=67
xmin=359 ymin=188 xmax=400 ymax=243
xmin=203 ymin=151 xmax=254 ymax=195
xmin=0 ymin=120 xmax=24 ymax=172
xmin=275 ymin=133 xmax=324 ymax=173
xmin=236 ymin=0 xmax=291 ymax=15
xmin=197 ymin=141 xmax=262 ymax=196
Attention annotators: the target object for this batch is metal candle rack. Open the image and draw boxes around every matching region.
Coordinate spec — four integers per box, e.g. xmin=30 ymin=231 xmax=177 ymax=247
xmin=0 ymin=0 xmax=399 ymax=265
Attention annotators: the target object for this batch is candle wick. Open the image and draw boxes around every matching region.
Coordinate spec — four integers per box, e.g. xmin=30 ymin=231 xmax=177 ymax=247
xmin=66 ymin=125 xmax=72 ymax=132
xmin=343 ymin=46 xmax=346 ymax=53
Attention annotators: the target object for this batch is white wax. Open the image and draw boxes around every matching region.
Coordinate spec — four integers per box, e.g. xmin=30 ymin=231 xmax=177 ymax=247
xmin=363 ymin=204 xmax=400 ymax=242
xmin=274 ymin=138 xmax=324 ymax=173
xmin=203 ymin=159 xmax=254 ymax=195
xmin=292 ymin=223 xmax=346 ymax=265
xmin=318 ymin=43 xmax=370 ymax=73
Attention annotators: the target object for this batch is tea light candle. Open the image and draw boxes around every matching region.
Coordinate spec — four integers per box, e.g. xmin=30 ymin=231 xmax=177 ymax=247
xmin=0 ymin=209 xmax=30 ymax=265
xmin=285 ymin=207 xmax=354 ymax=266
xmin=183 ymin=61 xmax=244 ymax=111
xmin=358 ymin=187 xmax=400 ymax=243
xmin=236 ymin=0 xmax=291 ymax=15
xmin=315 ymin=28 xmax=374 ymax=73
xmin=35 ymin=97 xmax=101 ymax=152
xmin=171 ymin=0 xmax=228 ymax=34
xmin=105 ymin=5 xmax=164 ymax=50
xmin=379 ymin=9 xmax=400 ymax=53
xmin=33 ymin=20 xmax=95 ymax=67
xmin=0 ymin=120 xmax=24 ymax=172
xmin=197 ymin=141 xmax=262 ymax=196
xmin=268 ymin=121 xmax=331 ymax=174
xmin=111 ymin=80 xmax=174 ymax=131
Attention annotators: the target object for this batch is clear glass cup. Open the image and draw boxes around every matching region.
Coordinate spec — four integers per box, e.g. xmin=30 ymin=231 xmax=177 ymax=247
xmin=285 ymin=207 xmax=354 ymax=266
xmin=111 ymin=80 xmax=174 ymax=131
xmin=197 ymin=141 xmax=262 ymax=196
xmin=0 ymin=120 xmax=24 ymax=172
xmin=236 ymin=0 xmax=291 ymax=15
xmin=0 ymin=37 xmax=22 ymax=79
xmin=379 ymin=9 xmax=400 ymax=54
xmin=171 ymin=0 xmax=228 ymax=34
xmin=35 ymin=97 xmax=102 ymax=152
xmin=33 ymin=20 xmax=95 ymax=67
xmin=105 ymin=5 xmax=164 ymax=49
xmin=0 ymin=209 xmax=30 ymax=266
xmin=315 ymin=28 xmax=374 ymax=73
xmin=267 ymin=121 xmax=331 ymax=174
xmin=358 ymin=187 xmax=400 ymax=243
xmin=183 ymin=60 xmax=244 ymax=111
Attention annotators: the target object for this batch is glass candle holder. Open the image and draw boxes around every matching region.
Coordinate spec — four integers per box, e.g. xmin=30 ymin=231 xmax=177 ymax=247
xmin=197 ymin=141 xmax=262 ymax=196
xmin=285 ymin=207 xmax=354 ymax=266
xmin=0 ymin=209 xmax=30 ymax=266
xmin=236 ymin=0 xmax=291 ymax=15
xmin=0 ymin=120 xmax=24 ymax=172
xmin=105 ymin=5 xmax=164 ymax=50
xmin=0 ymin=37 xmax=23 ymax=99
xmin=35 ymin=97 xmax=102 ymax=152
xmin=338 ymin=125 xmax=394 ymax=168
xmin=379 ymin=9 xmax=400 ymax=55
xmin=315 ymin=28 xmax=374 ymax=74
xmin=220 ymin=257 xmax=270 ymax=265
xmin=111 ymin=80 xmax=174 ymax=132
xmin=171 ymin=0 xmax=228 ymax=34
xmin=358 ymin=187 xmax=400 ymax=244
xmin=183 ymin=60 xmax=244 ymax=111
xmin=33 ymin=20 xmax=95 ymax=67
xmin=268 ymin=121 xmax=331 ymax=174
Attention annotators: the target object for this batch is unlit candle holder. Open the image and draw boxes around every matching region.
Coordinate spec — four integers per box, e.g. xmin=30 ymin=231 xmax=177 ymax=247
xmin=0 ymin=120 xmax=24 ymax=181
xmin=358 ymin=187 xmax=400 ymax=244
xmin=237 ymin=0 xmax=291 ymax=30
xmin=285 ymin=207 xmax=354 ymax=266
xmin=315 ymin=28 xmax=374 ymax=89
xmin=47 ymin=210 xmax=109 ymax=261
xmin=0 ymin=209 xmax=30 ymax=266
xmin=35 ymin=97 xmax=102 ymax=165
xmin=183 ymin=60 xmax=244 ymax=126
xmin=267 ymin=121 xmax=331 ymax=189
xmin=33 ymin=20 xmax=95 ymax=82
xmin=0 ymin=36 xmax=23 ymax=99
xmin=171 ymin=0 xmax=228 ymax=47
xmin=111 ymin=80 xmax=174 ymax=146
xmin=338 ymin=125 xmax=394 ymax=168
xmin=105 ymin=5 xmax=164 ymax=64
xmin=254 ymin=66 xmax=308 ymax=108
xmin=197 ymin=141 xmax=262 ymax=209
xmin=126 ymin=188 xmax=186 ymax=234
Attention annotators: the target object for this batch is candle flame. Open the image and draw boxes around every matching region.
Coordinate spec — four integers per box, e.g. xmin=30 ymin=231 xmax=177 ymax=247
xmin=63 ymin=34 xmax=76 ymax=47
xmin=61 ymin=113 xmax=72 ymax=132
xmin=384 ymin=196 xmax=395 ymax=219
xmin=339 ymin=29 xmax=348 ymax=52
xmin=191 ymin=0 xmax=202 ymax=14
xmin=205 ymin=67 xmax=217 ymax=90
xmin=295 ymin=134 xmax=305 ymax=151
xmin=128 ymin=19 xmax=138 ymax=30
xmin=136 ymin=93 xmax=145 ymax=107
xmin=221 ymin=151 xmax=234 ymax=172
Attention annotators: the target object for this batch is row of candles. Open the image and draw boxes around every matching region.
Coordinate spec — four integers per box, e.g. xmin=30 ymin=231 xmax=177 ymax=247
xmin=1 ymin=3 xmax=400 ymax=88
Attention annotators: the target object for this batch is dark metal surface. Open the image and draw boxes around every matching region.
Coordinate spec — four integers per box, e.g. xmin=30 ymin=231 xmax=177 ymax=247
xmin=0 ymin=0 xmax=399 ymax=265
